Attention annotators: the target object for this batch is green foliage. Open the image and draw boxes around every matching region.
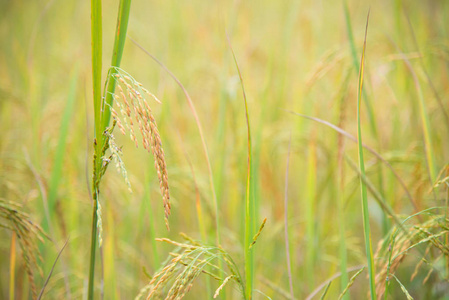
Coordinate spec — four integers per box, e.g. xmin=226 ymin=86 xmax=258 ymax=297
xmin=89 ymin=1 xmax=133 ymax=298
xmin=355 ymin=11 xmax=376 ymax=300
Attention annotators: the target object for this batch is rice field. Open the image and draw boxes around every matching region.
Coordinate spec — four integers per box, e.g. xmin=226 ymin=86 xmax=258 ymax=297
xmin=1 ymin=0 xmax=449 ymax=299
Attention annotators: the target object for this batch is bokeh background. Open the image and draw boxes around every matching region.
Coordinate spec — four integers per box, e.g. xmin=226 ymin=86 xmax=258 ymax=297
xmin=1 ymin=0 xmax=448 ymax=299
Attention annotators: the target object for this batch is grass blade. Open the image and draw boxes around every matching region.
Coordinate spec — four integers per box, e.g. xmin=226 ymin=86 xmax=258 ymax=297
xmin=338 ymin=266 xmax=366 ymax=300
xmin=356 ymin=10 xmax=376 ymax=300
xmin=91 ymin=0 xmax=102 ymax=146
xmin=343 ymin=1 xmax=377 ymax=139
xmin=88 ymin=0 xmax=102 ymax=298
xmin=37 ymin=239 xmax=69 ymax=300
xmin=227 ymin=32 xmax=254 ymax=300
xmin=101 ymin=0 xmax=132 ymax=132
xmin=89 ymin=1 xmax=132 ymax=299
xmin=392 ymin=275 xmax=414 ymax=300
xmin=254 ymin=289 xmax=273 ymax=300
xmin=319 ymin=281 xmax=332 ymax=300
xmin=344 ymin=1 xmax=390 ymax=235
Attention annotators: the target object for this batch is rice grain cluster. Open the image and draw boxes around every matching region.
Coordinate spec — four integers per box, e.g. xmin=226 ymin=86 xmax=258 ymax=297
xmin=108 ymin=68 xmax=171 ymax=229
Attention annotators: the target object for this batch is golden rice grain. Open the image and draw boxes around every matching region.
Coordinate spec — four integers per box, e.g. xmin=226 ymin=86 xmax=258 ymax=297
xmin=109 ymin=69 xmax=171 ymax=229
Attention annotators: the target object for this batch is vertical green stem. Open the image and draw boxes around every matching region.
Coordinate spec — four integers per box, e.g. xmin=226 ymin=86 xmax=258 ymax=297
xmin=343 ymin=0 xmax=377 ymax=137
xmin=88 ymin=0 xmax=102 ymax=298
xmin=356 ymin=11 xmax=376 ymax=300
xmin=227 ymin=34 xmax=253 ymax=300
xmin=344 ymin=1 xmax=388 ymax=234
xmin=89 ymin=0 xmax=131 ymax=298
xmin=242 ymin=71 xmax=254 ymax=300
xmin=101 ymin=0 xmax=132 ymax=131
xmin=91 ymin=0 xmax=102 ymax=145
xmin=88 ymin=189 xmax=99 ymax=299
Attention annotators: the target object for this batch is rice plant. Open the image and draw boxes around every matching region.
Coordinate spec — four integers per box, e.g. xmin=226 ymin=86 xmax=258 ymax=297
xmin=0 ymin=198 xmax=47 ymax=300
xmin=136 ymin=235 xmax=245 ymax=300
xmin=88 ymin=0 xmax=170 ymax=298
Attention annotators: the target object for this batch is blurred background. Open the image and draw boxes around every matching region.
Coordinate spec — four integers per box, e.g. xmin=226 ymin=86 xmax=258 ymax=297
xmin=1 ymin=0 xmax=448 ymax=299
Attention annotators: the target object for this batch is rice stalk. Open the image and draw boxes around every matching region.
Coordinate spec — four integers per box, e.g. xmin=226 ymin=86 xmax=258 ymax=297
xmin=249 ymin=218 xmax=267 ymax=249
xmin=1 ymin=198 xmax=47 ymax=300
xmin=227 ymin=32 xmax=256 ymax=300
xmin=37 ymin=239 xmax=69 ymax=300
xmin=355 ymin=10 xmax=376 ymax=300
xmin=410 ymin=246 xmax=431 ymax=282
xmin=105 ymin=129 xmax=132 ymax=193
xmin=91 ymin=0 xmax=102 ymax=148
xmin=343 ymin=0 xmax=378 ymax=143
xmin=88 ymin=1 xmax=132 ymax=298
xmin=107 ymin=68 xmax=170 ymax=226
xmin=338 ymin=266 xmax=366 ymax=300
xmin=136 ymin=236 xmax=245 ymax=300
xmin=101 ymin=0 xmax=132 ymax=132
xmin=344 ymin=0 xmax=388 ymax=234
xmin=88 ymin=2 xmax=173 ymax=298
xmin=88 ymin=0 xmax=103 ymax=296
xmin=319 ymin=282 xmax=332 ymax=300
xmin=392 ymin=275 xmax=413 ymax=300
xmin=374 ymin=232 xmax=409 ymax=299
xmin=214 ymin=275 xmax=235 ymax=298
xmin=374 ymin=209 xmax=449 ymax=299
